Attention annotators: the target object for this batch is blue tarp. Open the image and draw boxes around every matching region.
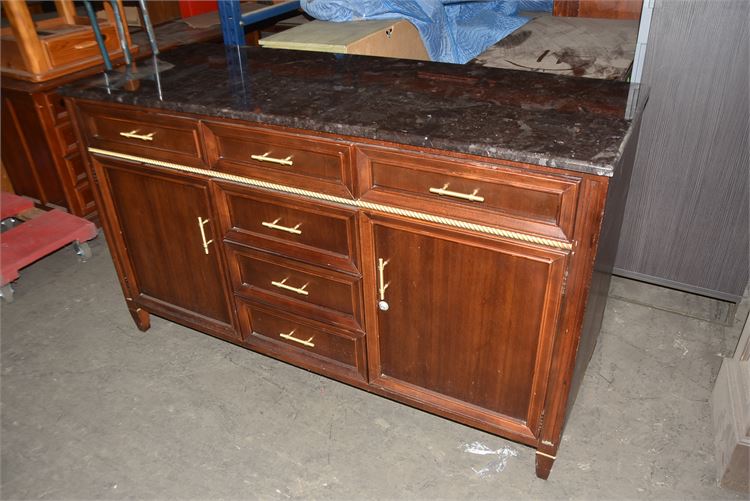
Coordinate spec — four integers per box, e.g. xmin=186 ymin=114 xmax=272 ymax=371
xmin=300 ymin=1 xmax=553 ymax=64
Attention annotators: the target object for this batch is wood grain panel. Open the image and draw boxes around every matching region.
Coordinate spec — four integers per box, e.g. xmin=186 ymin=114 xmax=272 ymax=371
xmin=554 ymin=0 xmax=643 ymax=20
xmin=365 ymin=215 xmax=567 ymax=426
xmin=615 ymin=0 xmax=749 ymax=301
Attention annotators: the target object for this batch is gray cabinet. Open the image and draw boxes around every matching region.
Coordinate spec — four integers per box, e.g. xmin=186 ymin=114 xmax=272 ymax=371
xmin=615 ymin=0 xmax=749 ymax=302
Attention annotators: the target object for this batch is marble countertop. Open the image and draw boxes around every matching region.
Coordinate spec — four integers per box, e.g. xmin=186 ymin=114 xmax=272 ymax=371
xmin=60 ymin=44 xmax=646 ymax=177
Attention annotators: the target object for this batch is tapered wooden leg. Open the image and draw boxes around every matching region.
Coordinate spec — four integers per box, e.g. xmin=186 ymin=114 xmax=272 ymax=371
xmin=535 ymin=451 xmax=555 ymax=480
xmin=129 ymin=307 xmax=150 ymax=331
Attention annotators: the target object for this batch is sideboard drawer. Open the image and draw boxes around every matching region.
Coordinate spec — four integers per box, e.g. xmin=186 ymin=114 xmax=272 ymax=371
xmin=357 ymin=147 xmax=580 ymax=241
xmin=76 ymin=102 xmax=205 ymax=166
xmin=228 ymin=246 xmax=363 ymax=331
xmin=238 ymin=300 xmax=366 ymax=380
xmin=204 ymin=121 xmax=354 ymax=198
xmin=215 ymin=183 xmax=360 ymax=273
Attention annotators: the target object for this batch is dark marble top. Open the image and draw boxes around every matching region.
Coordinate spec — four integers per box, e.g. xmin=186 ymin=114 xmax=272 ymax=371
xmin=60 ymin=44 xmax=646 ymax=177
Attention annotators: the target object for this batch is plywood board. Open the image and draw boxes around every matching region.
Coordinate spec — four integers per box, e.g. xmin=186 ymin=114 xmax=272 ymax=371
xmin=260 ymin=19 xmax=429 ymax=61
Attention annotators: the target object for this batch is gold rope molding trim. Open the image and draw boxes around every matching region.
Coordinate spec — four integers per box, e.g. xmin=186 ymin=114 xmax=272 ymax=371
xmin=88 ymin=147 xmax=574 ymax=251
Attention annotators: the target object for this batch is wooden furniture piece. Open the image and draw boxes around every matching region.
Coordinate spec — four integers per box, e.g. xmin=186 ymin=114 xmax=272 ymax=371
xmin=1 ymin=74 xmax=98 ymax=221
xmin=554 ymin=0 xmax=643 ymax=20
xmin=260 ymin=19 xmax=429 ymax=61
xmin=0 ymin=0 xmax=137 ymax=82
xmin=63 ymin=45 xmax=642 ymax=479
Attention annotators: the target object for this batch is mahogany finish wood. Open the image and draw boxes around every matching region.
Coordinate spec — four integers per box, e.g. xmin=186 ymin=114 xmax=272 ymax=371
xmin=78 ymin=102 xmax=206 ymax=167
xmin=362 ymin=214 xmax=567 ymax=435
xmin=93 ymin=157 xmax=235 ymax=338
xmin=554 ymin=0 xmax=643 ymax=20
xmin=204 ymin=121 xmax=355 ymax=198
xmin=68 ymin=98 xmax=635 ymax=479
xmin=238 ymin=299 xmax=367 ymax=380
xmin=214 ymin=184 xmax=360 ymax=273
xmin=227 ymin=244 xmax=364 ymax=332
xmin=357 ymin=146 xmax=581 ymax=241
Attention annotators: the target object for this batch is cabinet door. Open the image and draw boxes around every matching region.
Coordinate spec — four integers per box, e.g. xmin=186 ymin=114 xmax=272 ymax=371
xmin=363 ymin=215 xmax=568 ymax=439
xmin=95 ymin=158 xmax=234 ymax=333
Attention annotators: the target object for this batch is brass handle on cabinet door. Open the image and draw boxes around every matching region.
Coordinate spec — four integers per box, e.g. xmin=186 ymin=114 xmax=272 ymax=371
xmin=119 ymin=130 xmax=155 ymax=141
xmin=261 ymin=218 xmax=302 ymax=235
xmin=271 ymin=278 xmax=309 ymax=296
xmin=251 ymin=152 xmax=294 ymax=166
xmin=377 ymin=258 xmax=390 ymax=311
xmin=279 ymin=329 xmax=315 ymax=347
xmin=197 ymin=217 xmax=214 ymax=254
xmin=428 ymin=184 xmax=484 ymax=202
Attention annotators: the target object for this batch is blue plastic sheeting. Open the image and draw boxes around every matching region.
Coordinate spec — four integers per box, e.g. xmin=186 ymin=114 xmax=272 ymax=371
xmin=300 ymin=1 xmax=537 ymax=64
xmin=519 ymin=0 xmax=553 ymax=11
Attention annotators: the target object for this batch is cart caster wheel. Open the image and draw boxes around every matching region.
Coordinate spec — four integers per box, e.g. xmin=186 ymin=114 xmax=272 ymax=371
xmin=1 ymin=283 xmax=14 ymax=303
xmin=74 ymin=241 xmax=93 ymax=261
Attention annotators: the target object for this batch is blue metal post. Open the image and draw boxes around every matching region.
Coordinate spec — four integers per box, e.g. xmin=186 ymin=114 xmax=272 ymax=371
xmin=239 ymin=1 xmax=300 ymax=27
xmin=218 ymin=0 xmax=244 ymax=46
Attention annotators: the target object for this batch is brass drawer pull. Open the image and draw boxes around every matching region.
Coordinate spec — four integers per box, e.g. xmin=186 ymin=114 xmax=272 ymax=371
xmin=119 ymin=130 xmax=155 ymax=141
xmin=377 ymin=257 xmax=390 ymax=311
xmin=279 ymin=329 xmax=315 ymax=347
xmin=261 ymin=218 xmax=302 ymax=235
xmin=251 ymin=152 xmax=294 ymax=166
xmin=429 ymin=184 xmax=484 ymax=203
xmin=271 ymin=277 xmax=309 ymax=296
xmin=197 ymin=217 xmax=213 ymax=254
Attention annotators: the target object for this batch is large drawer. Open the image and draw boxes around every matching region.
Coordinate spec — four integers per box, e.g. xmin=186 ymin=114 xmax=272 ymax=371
xmin=214 ymin=183 xmax=360 ymax=273
xmin=75 ymin=102 xmax=206 ymax=167
xmin=227 ymin=245 xmax=363 ymax=332
xmin=203 ymin=121 xmax=354 ymax=198
xmin=237 ymin=299 xmax=367 ymax=381
xmin=357 ymin=146 xmax=581 ymax=242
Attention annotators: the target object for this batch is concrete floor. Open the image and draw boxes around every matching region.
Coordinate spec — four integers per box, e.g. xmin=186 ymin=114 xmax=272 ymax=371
xmin=1 ymin=234 xmax=747 ymax=500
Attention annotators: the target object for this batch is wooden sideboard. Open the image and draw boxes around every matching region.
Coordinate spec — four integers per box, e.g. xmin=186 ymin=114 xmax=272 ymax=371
xmin=1 ymin=75 xmax=97 ymax=221
xmin=60 ymin=42 xmax=643 ymax=479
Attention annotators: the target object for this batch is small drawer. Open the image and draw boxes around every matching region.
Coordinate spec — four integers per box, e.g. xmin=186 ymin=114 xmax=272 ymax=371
xmin=228 ymin=245 xmax=363 ymax=331
xmin=215 ymin=183 xmax=359 ymax=273
xmin=75 ymin=102 xmax=205 ymax=167
xmin=204 ymin=121 xmax=354 ymax=198
xmin=43 ymin=25 xmax=120 ymax=68
xmin=237 ymin=300 xmax=366 ymax=381
xmin=357 ymin=147 xmax=580 ymax=242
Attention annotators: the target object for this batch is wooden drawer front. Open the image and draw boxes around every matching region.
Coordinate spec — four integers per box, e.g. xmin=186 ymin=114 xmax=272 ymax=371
xmin=76 ymin=103 xmax=205 ymax=166
xmin=44 ymin=26 xmax=120 ymax=68
xmin=357 ymin=147 xmax=580 ymax=241
xmin=204 ymin=121 xmax=353 ymax=198
xmin=216 ymin=184 xmax=359 ymax=273
xmin=238 ymin=300 xmax=366 ymax=380
xmin=229 ymin=246 xmax=363 ymax=331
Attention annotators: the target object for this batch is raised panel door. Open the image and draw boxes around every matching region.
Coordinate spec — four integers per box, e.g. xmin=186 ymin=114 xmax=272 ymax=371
xmin=95 ymin=158 xmax=234 ymax=334
xmin=363 ymin=215 xmax=568 ymax=438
